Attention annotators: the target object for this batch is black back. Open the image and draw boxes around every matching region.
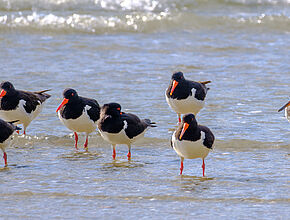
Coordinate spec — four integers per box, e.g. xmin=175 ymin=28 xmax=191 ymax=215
xmin=0 ymin=119 xmax=20 ymax=143
xmin=166 ymin=72 xmax=209 ymax=101
xmin=0 ymin=81 xmax=51 ymax=113
xmin=175 ymin=114 xmax=214 ymax=149
xmin=98 ymin=103 xmax=155 ymax=139
xmin=59 ymin=88 xmax=100 ymax=122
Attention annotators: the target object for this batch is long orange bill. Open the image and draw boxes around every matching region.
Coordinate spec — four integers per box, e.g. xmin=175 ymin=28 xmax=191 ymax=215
xmin=56 ymin=98 xmax=69 ymax=112
xmin=179 ymin=123 xmax=189 ymax=140
xmin=170 ymin=80 xmax=178 ymax=96
xmin=278 ymin=101 xmax=290 ymax=112
xmin=0 ymin=89 xmax=7 ymax=97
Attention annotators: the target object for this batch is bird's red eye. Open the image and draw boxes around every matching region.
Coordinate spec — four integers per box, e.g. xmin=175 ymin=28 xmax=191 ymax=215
xmin=71 ymin=93 xmax=74 ymax=96
xmin=117 ymin=108 xmax=120 ymax=110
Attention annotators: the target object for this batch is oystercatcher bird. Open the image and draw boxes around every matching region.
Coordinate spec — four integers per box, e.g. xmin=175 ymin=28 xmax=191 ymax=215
xmin=278 ymin=100 xmax=290 ymax=122
xmin=171 ymin=114 xmax=214 ymax=176
xmin=56 ymin=88 xmax=100 ymax=151
xmin=165 ymin=72 xmax=211 ymax=123
xmin=0 ymin=81 xmax=51 ymax=135
xmin=98 ymin=103 xmax=156 ymax=160
xmin=0 ymin=119 xmax=21 ymax=167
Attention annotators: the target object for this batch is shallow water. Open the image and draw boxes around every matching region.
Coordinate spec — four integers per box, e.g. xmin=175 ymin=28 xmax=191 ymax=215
xmin=0 ymin=0 xmax=290 ymax=219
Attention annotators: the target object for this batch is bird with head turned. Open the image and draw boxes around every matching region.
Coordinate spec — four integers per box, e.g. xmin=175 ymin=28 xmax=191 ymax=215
xmin=98 ymin=102 xmax=156 ymax=160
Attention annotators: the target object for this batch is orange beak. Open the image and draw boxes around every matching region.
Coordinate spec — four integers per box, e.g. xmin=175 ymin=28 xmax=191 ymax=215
xmin=0 ymin=89 xmax=7 ymax=97
xmin=179 ymin=123 xmax=189 ymax=140
xmin=170 ymin=80 xmax=178 ymax=96
xmin=56 ymin=98 xmax=69 ymax=112
xmin=278 ymin=101 xmax=290 ymax=112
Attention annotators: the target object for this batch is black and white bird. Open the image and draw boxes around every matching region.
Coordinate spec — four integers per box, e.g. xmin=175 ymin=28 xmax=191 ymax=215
xmin=98 ymin=103 xmax=156 ymax=160
xmin=278 ymin=100 xmax=290 ymax=122
xmin=165 ymin=72 xmax=211 ymax=123
xmin=56 ymin=88 xmax=100 ymax=151
xmin=0 ymin=119 xmax=21 ymax=167
xmin=171 ymin=114 xmax=214 ymax=176
xmin=0 ymin=81 xmax=51 ymax=135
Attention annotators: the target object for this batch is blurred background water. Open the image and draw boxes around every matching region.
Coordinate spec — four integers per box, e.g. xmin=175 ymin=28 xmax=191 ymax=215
xmin=0 ymin=0 xmax=289 ymax=219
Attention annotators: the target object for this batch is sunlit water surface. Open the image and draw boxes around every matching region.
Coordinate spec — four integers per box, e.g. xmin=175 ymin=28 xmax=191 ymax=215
xmin=0 ymin=0 xmax=289 ymax=219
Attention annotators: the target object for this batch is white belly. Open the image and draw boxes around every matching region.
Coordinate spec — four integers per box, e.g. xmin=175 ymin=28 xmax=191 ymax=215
xmin=285 ymin=107 xmax=290 ymax=122
xmin=0 ymin=100 xmax=43 ymax=127
xmin=58 ymin=109 xmax=97 ymax=134
xmin=0 ymin=137 xmax=12 ymax=153
xmin=171 ymin=131 xmax=209 ymax=159
xmin=165 ymin=90 xmax=204 ymax=115
xmin=99 ymin=129 xmax=146 ymax=145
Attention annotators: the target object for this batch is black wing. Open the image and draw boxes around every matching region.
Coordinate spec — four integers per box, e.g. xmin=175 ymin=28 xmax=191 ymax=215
xmin=34 ymin=89 xmax=51 ymax=102
xmin=190 ymin=81 xmax=208 ymax=101
xmin=85 ymin=98 xmax=101 ymax=122
xmin=199 ymin=125 xmax=214 ymax=149
xmin=19 ymin=91 xmax=43 ymax=113
xmin=121 ymin=113 xmax=150 ymax=139
xmin=0 ymin=120 xmax=15 ymax=143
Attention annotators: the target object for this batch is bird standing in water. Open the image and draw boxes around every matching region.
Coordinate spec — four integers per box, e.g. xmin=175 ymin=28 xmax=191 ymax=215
xmin=165 ymin=72 xmax=210 ymax=123
xmin=0 ymin=81 xmax=51 ymax=135
xmin=171 ymin=114 xmax=214 ymax=176
xmin=0 ymin=119 xmax=21 ymax=167
xmin=278 ymin=100 xmax=290 ymax=122
xmin=98 ymin=103 xmax=156 ymax=160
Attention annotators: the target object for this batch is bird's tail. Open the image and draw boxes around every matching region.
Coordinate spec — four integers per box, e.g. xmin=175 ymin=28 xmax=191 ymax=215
xmin=35 ymin=89 xmax=51 ymax=99
xmin=8 ymin=120 xmax=22 ymax=130
xmin=15 ymin=126 xmax=22 ymax=131
xmin=8 ymin=120 xmax=19 ymax=125
xmin=144 ymin=119 xmax=157 ymax=127
xmin=199 ymin=80 xmax=211 ymax=85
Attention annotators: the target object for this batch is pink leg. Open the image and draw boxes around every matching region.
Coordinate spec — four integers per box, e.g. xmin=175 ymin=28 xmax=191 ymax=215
xmin=202 ymin=159 xmax=205 ymax=177
xmin=84 ymin=135 xmax=88 ymax=152
xmin=180 ymin=158 xmax=184 ymax=175
xmin=127 ymin=145 xmax=131 ymax=160
xmin=178 ymin=114 xmax=181 ymax=123
xmin=112 ymin=145 xmax=116 ymax=160
xmin=127 ymin=151 xmax=131 ymax=160
xmin=23 ymin=129 xmax=26 ymax=135
xmin=16 ymin=130 xmax=20 ymax=134
xmin=74 ymin=132 xmax=78 ymax=150
xmin=3 ymin=152 xmax=7 ymax=167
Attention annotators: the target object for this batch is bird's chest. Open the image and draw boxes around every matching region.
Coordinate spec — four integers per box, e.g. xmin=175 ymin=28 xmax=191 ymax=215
xmin=100 ymin=118 xmax=124 ymax=134
xmin=0 ymin=100 xmax=32 ymax=123
xmin=0 ymin=135 xmax=12 ymax=150
xmin=58 ymin=108 xmax=96 ymax=133
xmin=171 ymin=86 xmax=193 ymax=100
xmin=0 ymin=97 xmax=19 ymax=111
xmin=286 ymin=107 xmax=290 ymax=122
xmin=100 ymin=129 xmax=130 ymax=145
xmin=61 ymin=105 xmax=84 ymax=120
xmin=172 ymin=132 xmax=209 ymax=159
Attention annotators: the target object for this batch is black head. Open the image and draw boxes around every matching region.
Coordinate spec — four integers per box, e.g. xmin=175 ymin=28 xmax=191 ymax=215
xmin=56 ymin=88 xmax=79 ymax=112
xmin=182 ymin=114 xmax=198 ymax=127
xmin=178 ymin=114 xmax=198 ymax=140
xmin=171 ymin=72 xmax=185 ymax=82
xmin=0 ymin=81 xmax=16 ymax=97
xmin=101 ymin=102 xmax=122 ymax=117
xmin=63 ymin=88 xmax=79 ymax=101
